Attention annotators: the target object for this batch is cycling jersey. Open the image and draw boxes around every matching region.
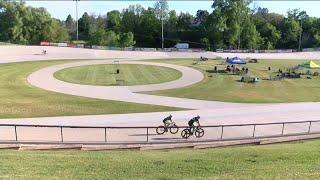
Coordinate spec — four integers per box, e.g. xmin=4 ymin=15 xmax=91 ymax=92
xmin=163 ymin=115 xmax=173 ymax=125
xmin=188 ymin=116 xmax=200 ymax=127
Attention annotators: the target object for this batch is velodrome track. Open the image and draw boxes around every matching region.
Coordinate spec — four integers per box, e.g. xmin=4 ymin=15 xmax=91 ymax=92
xmin=1 ymin=45 xmax=320 ymax=143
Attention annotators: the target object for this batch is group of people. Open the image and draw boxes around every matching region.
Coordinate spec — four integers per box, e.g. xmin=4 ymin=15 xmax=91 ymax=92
xmin=226 ymin=65 xmax=249 ymax=74
xmin=162 ymin=114 xmax=200 ymax=131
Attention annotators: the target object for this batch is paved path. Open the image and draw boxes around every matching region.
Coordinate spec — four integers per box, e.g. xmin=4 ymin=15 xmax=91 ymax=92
xmin=28 ymin=60 xmax=251 ymax=109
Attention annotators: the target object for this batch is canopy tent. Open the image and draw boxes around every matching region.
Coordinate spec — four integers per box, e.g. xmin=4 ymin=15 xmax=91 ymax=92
xmin=299 ymin=60 xmax=320 ymax=69
xmin=226 ymin=57 xmax=246 ymax=64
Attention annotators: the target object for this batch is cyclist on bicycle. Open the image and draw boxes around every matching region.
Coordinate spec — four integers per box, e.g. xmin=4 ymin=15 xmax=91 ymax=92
xmin=163 ymin=114 xmax=173 ymax=127
xmin=188 ymin=115 xmax=200 ymax=133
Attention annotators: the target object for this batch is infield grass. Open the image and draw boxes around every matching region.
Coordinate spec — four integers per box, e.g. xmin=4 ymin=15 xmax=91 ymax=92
xmin=147 ymin=59 xmax=320 ymax=103
xmin=1 ymin=140 xmax=320 ymax=179
xmin=54 ymin=64 xmax=182 ymax=86
xmin=0 ymin=60 xmax=182 ymax=118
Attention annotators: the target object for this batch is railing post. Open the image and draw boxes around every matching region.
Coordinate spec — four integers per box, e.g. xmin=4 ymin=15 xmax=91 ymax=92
xmin=281 ymin=123 xmax=285 ymax=135
xmin=60 ymin=126 xmax=63 ymax=142
xmin=104 ymin=128 xmax=107 ymax=142
xmin=14 ymin=125 xmax=18 ymax=141
xmin=252 ymin=125 xmax=256 ymax=138
xmin=146 ymin=128 xmax=149 ymax=142
xmin=220 ymin=126 xmax=224 ymax=139
xmin=308 ymin=121 xmax=312 ymax=134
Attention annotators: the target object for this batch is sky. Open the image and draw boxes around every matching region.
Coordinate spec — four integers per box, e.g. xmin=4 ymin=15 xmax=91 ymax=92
xmin=25 ymin=1 xmax=320 ymax=21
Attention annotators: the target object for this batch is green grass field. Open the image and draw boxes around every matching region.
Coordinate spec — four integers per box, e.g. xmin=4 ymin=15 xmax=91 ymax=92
xmin=1 ymin=140 xmax=320 ymax=179
xmin=54 ymin=64 xmax=182 ymax=86
xmin=0 ymin=60 xmax=182 ymax=118
xmin=147 ymin=59 xmax=320 ymax=103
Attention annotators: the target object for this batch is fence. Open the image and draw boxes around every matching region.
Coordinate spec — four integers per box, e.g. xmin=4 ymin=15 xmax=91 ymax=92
xmin=0 ymin=120 xmax=320 ymax=144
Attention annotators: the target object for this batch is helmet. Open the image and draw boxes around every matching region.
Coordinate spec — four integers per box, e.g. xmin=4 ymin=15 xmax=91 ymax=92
xmin=196 ymin=115 xmax=200 ymax=119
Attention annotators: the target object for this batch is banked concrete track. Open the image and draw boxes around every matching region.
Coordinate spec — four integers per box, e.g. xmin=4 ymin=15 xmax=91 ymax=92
xmin=0 ymin=45 xmax=320 ymax=144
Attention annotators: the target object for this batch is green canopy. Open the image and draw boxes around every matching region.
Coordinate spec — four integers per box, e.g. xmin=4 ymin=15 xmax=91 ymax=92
xmin=299 ymin=60 xmax=320 ymax=69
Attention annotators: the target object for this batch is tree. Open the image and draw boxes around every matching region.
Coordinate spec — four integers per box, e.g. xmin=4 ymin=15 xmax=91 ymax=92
xmin=280 ymin=17 xmax=301 ymax=49
xmin=154 ymin=0 xmax=169 ymax=48
xmin=154 ymin=0 xmax=169 ymax=20
xmin=88 ymin=27 xmax=108 ymax=45
xmin=195 ymin=10 xmax=209 ymax=26
xmin=118 ymin=32 xmax=135 ymax=47
xmin=135 ymin=8 xmax=160 ymax=47
xmin=106 ymin=10 xmax=121 ymax=32
xmin=211 ymin=0 xmax=253 ymax=49
xmin=78 ymin=12 xmax=91 ymax=40
xmin=200 ymin=38 xmax=211 ymax=50
xmin=104 ymin=30 xmax=119 ymax=46
xmin=65 ymin=14 xmax=75 ymax=38
xmin=241 ymin=18 xmax=262 ymax=49
xmin=0 ymin=1 xmax=24 ymax=43
xmin=165 ymin=10 xmax=179 ymax=47
xmin=121 ymin=5 xmax=142 ymax=33
xmin=51 ymin=20 xmax=70 ymax=42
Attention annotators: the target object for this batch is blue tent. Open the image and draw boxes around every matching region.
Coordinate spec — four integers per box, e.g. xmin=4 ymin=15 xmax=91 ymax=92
xmin=226 ymin=57 xmax=246 ymax=64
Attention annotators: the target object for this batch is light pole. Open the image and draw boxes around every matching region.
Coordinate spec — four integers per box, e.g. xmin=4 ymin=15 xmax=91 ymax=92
xmin=161 ymin=1 xmax=164 ymax=49
xmin=298 ymin=19 xmax=303 ymax=51
xmin=74 ymin=0 xmax=79 ymax=41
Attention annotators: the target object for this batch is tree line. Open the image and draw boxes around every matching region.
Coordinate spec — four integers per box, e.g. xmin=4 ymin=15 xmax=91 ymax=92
xmin=1 ymin=0 xmax=320 ymax=50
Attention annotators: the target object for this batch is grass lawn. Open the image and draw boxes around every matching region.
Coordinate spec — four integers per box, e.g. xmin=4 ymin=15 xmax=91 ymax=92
xmin=1 ymin=140 xmax=320 ymax=179
xmin=147 ymin=59 xmax=320 ymax=103
xmin=54 ymin=64 xmax=182 ymax=86
xmin=0 ymin=60 xmax=182 ymax=118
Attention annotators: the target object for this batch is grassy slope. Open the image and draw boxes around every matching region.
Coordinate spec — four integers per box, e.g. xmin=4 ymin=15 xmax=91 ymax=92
xmin=1 ymin=140 xmax=320 ymax=179
xmin=54 ymin=64 xmax=182 ymax=86
xmin=147 ymin=59 xmax=320 ymax=103
xmin=0 ymin=60 xmax=182 ymax=118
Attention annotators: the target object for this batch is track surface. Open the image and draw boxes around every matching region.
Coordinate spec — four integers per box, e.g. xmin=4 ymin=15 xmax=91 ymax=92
xmin=1 ymin=45 xmax=320 ymax=142
xmin=28 ymin=60 xmax=249 ymax=109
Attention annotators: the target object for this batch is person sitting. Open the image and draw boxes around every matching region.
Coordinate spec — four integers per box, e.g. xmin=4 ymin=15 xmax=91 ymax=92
xmin=226 ymin=65 xmax=231 ymax=72
xmin=188 ymin=115 xmax=200 ymax=133
xmin=163 ymin=115 xmax=173 ymax=127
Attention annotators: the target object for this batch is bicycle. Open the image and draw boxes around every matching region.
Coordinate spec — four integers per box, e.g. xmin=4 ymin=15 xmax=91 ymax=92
xmin=181 ymin=126 xmax=205 ymax=139
xmin=156 ymin=123 xmax=179 ymax=135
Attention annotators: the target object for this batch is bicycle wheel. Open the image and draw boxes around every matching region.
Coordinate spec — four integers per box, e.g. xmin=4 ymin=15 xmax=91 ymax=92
xmin=181 ymin=129 xmax=191 ymax=139
xmin=195 ymin=128 xmax=205 ymax=138
xmin=170 ymin=124 xmax=179 ymax=134
xmin=156 ymin=126 xmax=166 ymax=135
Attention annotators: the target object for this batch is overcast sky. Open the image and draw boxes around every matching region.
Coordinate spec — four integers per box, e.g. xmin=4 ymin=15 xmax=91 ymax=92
xmin=26 ymin=1 xmax=320 ymax=20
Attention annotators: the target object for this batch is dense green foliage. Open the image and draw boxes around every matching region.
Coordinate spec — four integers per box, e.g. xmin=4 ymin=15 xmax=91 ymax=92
xmin=1 ymin=0 xmax=320 ymax=49
xmin=54 ymin=64 xmax=182 ymax=86
xmin=1 ymin=140 xmax=320 ymax=179
xmin=0 ymin=1 xmax=70 ymax=44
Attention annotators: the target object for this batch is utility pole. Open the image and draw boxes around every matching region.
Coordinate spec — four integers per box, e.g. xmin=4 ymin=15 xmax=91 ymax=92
xmin=161 ymin=2 xmax=164 ymax=49
xmin=298 ymin=19 xmax=303 ymax=51
xmin=238 ymin=31 xmax=241 ymax=50
xmin=75 ymin=0 xmax=79 ymax=41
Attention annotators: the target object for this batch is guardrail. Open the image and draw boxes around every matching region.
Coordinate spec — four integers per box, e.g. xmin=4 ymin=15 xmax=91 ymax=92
xmin=0 ymin=120 xmax=319 ymax=144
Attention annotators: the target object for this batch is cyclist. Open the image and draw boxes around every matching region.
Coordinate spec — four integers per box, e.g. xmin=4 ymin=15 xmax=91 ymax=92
xmin=188 ymin=115 xmax=200 ymax=133
xmin=163 ymin=114 xmax=173 ymax=127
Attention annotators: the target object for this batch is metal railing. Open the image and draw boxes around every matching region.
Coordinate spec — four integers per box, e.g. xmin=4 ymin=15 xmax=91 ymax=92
xmin=0 ymin=120 xmax=319 ymax=144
